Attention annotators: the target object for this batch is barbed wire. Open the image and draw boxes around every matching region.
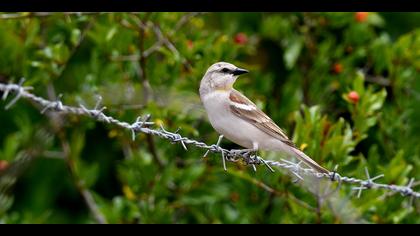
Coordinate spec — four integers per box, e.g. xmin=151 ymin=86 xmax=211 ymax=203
xmin=0 ymin=80 xmax=419 ymax=201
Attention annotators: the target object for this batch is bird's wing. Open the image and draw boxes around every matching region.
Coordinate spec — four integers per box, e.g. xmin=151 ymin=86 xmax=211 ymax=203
xmin=229 ymin=89 xmax=296 ymax=148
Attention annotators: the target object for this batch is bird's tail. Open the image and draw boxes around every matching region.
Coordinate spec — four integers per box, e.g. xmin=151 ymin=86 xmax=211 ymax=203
xmin=289 ymin=147 xmax=330 ymax=174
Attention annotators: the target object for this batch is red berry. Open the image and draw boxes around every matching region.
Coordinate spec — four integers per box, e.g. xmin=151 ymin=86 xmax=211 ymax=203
xmin=230 ymin=192 xmax=240 ymax=202
xmin=319 ymin=17 xmax=328 ymax=26
xmin=348 ymin=91 xmax=360 ymax=104
xmin=0 ymin=160 xmax=9 ymax=171
xmin=234 ymin=32 xmax=248 ymax=45
xmin=332 ymin=63 xmax=343 ymax=74
xmin=186 ymin=40 xmax=193 ymax=49
xmin=355 ymin=12 xmax=369 ymax=22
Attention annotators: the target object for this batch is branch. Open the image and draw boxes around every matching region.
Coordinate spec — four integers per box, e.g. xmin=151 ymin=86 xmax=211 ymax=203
xmin=57 ymin=132 xmax=107 ymax=224
xmin=131 ymin=13 xmax=165 ymax=169
xmin=113 ymin=12 xmax=198 ymax=71
xmin=1 ymin=81 xmax=419 ymax=200
xmin=172 ymin=12 xmax=205 ymax=34
xmin=0 ymin=12 xmax=101 ymax=20
xmin=45 ymin=84 xmax=107 ymax=224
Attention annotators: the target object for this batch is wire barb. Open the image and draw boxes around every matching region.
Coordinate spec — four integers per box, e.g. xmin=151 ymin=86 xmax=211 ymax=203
xmin=41 ymin=94 xmax=64 ymax=114
xmin=353 ymin=167 xmax=385 ymax=198
xmin=259 ymin=157 xmax=275 ymax=173
xmin=207 ymin=135 xmax=227 ymax=171
xmin=173 ymin=127 xmax=188 ymax=151
xmin=130 ymin=114 xmax=151 ymax=141
xmin=4 ymin=78 xmax=26 ymax=110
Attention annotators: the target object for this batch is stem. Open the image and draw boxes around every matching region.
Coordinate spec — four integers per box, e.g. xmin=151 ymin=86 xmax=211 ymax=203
xmin=146 ymin=133 xmax=164 ymax=169
xmin=58 ymin=132 xmax=107 ymax=224
xmin=46 ymin=85 xmax=107 ymax=224
xmin=316 ymin=196 xmax=322 ymax=224
xmin=0 ymin=12 xmax=100 ymax=20
xmin=56 ymin=15 xmax=97 ymax=81
xmin=135 ymin=13 xmax=164 ymax=169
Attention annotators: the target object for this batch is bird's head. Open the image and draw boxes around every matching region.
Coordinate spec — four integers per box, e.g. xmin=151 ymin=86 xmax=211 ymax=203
xmin=200 ymin=62 xmax=248 ymax=95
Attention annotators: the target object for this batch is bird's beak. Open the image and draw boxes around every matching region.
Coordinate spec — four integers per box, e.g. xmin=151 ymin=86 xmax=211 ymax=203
xmin=232 ymin=68 xmax=249 ymax=76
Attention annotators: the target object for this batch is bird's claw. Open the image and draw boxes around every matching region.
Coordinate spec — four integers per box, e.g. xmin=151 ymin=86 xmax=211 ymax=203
xmin=230 ymin=149 xmax=255 ymax=157
xmin=229 ymin=149 xmax=275 ymax=172
xmin=230 ymin=149 xmax=260 ymax=165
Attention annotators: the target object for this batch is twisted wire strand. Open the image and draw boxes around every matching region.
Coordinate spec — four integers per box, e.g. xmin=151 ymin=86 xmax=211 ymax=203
xmin=1 ymin=82 xmax=419 ymax=199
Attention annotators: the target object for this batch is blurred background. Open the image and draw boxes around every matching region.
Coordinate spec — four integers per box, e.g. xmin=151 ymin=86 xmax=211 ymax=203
xmin=0 ymin=12 xmax=419 ymax=223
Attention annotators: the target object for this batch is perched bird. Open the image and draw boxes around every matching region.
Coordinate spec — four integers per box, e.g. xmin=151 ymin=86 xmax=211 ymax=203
xmin=199 ymin=62 xmax=329 ymax=174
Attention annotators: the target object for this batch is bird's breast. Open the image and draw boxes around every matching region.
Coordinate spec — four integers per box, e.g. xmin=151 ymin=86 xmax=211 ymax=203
xmin=201 ymin=91 xmax=255 ymax=148
xmin=201 ymin=91 xmax=232 ymax=128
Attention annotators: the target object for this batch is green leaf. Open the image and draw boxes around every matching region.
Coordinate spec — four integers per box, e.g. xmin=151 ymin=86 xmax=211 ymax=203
xmin=367 ymin=13 xmax=385 ymax=27
xmin=106 ymin=27 xmax=118 ymax=42
xmin=71 ymin=28 xmax=81 ymax=46
xmin=77 ymin=162 xmax=100 ymax=188
xmin=284 ymin=37 xmax=303 ymax=69
xmin=353 ymin=71 xmax=365 ymax=94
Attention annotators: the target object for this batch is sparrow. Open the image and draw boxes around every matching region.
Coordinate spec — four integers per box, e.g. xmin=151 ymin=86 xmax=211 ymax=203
xmin=199 ymin=62 xmax=330 ymax=174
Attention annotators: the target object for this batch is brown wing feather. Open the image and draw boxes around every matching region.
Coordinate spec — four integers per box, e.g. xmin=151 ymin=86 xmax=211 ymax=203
xmin=229 ymin=90 xmax=296 ymax=148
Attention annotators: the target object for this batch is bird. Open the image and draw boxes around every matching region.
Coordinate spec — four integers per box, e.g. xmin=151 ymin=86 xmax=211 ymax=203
xmin=199 ymin=62 xmax=330 ymax=174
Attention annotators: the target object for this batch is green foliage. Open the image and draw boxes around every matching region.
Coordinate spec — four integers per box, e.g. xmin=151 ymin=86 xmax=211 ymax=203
xmin=0 ymin=12 xmax=419 ymax=224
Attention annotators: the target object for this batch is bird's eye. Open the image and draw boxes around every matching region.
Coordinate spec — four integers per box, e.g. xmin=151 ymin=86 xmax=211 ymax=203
xmin=221 ymin=68 xmax=230 ymax=73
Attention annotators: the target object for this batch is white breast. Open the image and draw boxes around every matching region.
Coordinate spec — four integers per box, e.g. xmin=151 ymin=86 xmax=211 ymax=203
xmin=201 ymin=90 xmax=278 ymax=149
xmin=201 ymin=91 xmax=233 ymax=132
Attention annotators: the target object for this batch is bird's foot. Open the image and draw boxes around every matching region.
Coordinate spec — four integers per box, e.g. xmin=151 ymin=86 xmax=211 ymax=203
xmin=228 ymin=149 xmax=256 ymax=171
xmin=231 ymin=149 xmax=258 ymax=162
xmin=230 ymin=149 xmax=275 ymax=173
xmin=230 ymin=148 xmax=255 ymax=157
